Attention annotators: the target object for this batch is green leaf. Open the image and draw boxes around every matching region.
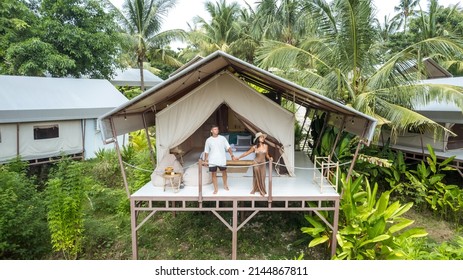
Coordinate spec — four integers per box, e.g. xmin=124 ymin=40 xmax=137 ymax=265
xmin=309 ymin=236 xmax=330 ymax=247
xmin=388 ymin=219 xmax=414 ymax=234
xmin=359 ymin=234 xmax=391 ymax=247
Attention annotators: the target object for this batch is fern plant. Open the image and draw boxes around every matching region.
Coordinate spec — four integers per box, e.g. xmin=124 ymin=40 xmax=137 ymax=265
xmin=45 ymin=158 xmax=93 ymax=259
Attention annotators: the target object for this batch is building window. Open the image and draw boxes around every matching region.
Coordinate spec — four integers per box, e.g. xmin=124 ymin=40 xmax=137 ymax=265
xmin=34 ymin=124 xmax=59 ymax=140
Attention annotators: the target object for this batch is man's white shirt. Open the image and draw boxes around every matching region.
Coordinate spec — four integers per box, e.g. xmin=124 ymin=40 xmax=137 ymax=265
xmin=204 ymin=135 xmax=230 ymax=167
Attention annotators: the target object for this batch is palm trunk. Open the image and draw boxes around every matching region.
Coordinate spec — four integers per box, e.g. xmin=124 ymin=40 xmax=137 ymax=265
xmin=138 ymin=59 xmax=145 ymax=92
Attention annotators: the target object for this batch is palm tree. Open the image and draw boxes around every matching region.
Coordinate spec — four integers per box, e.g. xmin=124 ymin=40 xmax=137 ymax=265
xmin=256 ymin=0 xmax=463 ymax=140
xmin=253 ymin=0 xmax=312 ymax=45
xmin=393 ymin=0 xmax=420 ymax=33
xmin=185 ymin=0 xmax=242 ymax=56
xmin=116 ymin=0 xmax=184 ymax=90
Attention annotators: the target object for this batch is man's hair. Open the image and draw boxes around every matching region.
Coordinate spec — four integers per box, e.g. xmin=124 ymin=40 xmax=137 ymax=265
xmin=210 ymin=124 xmax=219 ymax=129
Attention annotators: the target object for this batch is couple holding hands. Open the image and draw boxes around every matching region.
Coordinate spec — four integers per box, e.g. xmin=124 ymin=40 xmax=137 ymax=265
xmin=203 ymin=125 xmax=272 ymax=196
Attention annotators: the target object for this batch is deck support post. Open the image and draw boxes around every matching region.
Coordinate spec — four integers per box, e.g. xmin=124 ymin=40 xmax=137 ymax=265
xmin=232 ymin=200 xmax=238 ymax=260
xmin=110 ymin=117 xmax=130 ymax=198
xmin=347 ymin=140 xmax=362 ymax=182
xmin=131 ymin=198 xmax=138 ymax=260
xmin=311 ymin=112 xmax=330 ymax=161
xmin=142 ymin=112 xmax=156 ymax=167
xmin=331 ymin=198 xmax=340 ymax=257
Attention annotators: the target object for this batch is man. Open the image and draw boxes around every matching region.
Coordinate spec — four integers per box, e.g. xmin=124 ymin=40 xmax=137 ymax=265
xmin=203 ymin=125 xmax=236 ymax=194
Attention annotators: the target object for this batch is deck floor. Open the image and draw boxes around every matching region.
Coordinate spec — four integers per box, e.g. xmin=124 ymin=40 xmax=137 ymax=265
xmin=131 ymin=151 xmax=339 ymax=201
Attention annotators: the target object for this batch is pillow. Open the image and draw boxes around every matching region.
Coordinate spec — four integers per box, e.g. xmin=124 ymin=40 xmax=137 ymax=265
xmin=236 ymin=135 xmax=252 ymax=146
xmin=182 ymin=164 xmax=212 ymax=186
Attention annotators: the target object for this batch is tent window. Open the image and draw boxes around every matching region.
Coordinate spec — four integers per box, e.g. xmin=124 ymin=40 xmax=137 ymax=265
xmin=34 ymin=124 xmax=59 ymax=140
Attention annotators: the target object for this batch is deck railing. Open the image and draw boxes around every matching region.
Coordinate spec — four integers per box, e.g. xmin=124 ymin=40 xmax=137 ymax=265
xmin=313 ymin=156 xmax=339 ymax=193
xmin=198 ymin=159 xmax=273 ymax=202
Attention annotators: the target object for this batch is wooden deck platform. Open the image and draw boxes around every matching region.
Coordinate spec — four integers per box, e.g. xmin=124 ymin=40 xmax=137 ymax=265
xmin=132 ymin=151 xmax=339 ymax=201
xmin=130 ymin=151 xmax=340 ymax=259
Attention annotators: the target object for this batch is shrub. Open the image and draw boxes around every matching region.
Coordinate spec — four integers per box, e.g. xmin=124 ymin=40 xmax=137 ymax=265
xmin=0 ymin=164 xmax=50 ymax=259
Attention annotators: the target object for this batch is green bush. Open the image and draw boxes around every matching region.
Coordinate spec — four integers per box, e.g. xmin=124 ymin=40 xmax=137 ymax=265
xmin=301 ymin=175 xmax=428 ymax=259
xmin=0 ymin=164 xmax=51 ymax=259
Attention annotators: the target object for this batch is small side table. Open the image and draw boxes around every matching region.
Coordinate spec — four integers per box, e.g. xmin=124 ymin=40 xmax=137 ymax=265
xmin=162 ymin=173 xmax=182 ymax=193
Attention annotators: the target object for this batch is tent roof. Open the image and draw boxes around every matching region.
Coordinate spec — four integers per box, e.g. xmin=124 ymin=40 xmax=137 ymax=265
xmin=99 ymin=51 xmax=377 ymax=143
xmin=110 ymin=68 xmax=163 ymax=87
xmin=0 ymin=75 xmax=128 ymax=123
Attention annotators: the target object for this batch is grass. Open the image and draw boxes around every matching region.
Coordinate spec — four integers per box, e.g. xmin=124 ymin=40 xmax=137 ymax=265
xmin=132 ymin=211 xmax=314 ymax=260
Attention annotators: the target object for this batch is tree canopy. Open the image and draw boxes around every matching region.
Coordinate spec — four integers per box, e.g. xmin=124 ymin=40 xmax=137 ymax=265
xmin=1 ymin=0 xmax=123 ymax=78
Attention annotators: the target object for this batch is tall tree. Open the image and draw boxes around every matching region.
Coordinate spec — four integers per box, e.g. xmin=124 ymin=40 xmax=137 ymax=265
xmin=186 ymin=0 xmax=242 ymax=56
xmin=118 ymin=0 xmax=183 ymax=90
xmin=0 ymin=0 xmax=36 ymax=73
xmin=4 ymin=0 xmax=123 ymax=78
xmin=393 ymin=0 xmax=420 ymax=33
xmin=405 ymin=1 xmax=463 ymax=75
xmin=253 ymin=0 xmax=310 ymax=45
xmin=256 ymin=0 xmax=463 ymax=139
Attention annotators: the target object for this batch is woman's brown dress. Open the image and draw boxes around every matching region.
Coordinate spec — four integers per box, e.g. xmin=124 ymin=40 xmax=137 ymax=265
xmin=251 ymin=147 xmax=267 ymax=196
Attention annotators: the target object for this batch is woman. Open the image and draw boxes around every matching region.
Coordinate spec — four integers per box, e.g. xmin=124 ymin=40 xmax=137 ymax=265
xmin=237 ymin=132 xmax=273 ymax=196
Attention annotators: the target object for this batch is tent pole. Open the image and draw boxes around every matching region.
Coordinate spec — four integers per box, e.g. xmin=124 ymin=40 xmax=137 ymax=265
xmin=110 ymin=117 xmax=131 ymax=198
xmin=142 ymin=112 xmax=156 ymax=167
xmin=329 ymin=116 xmax=346 ymax=161
xmin=311 ymin=112 xmax=329 ymax=161
xmin=81 ymin=120 xmax=86 ymax=159
xmin=420 ymin=130 xmax=425 ymax=160
xmin=347 ymin=140 xmax=362 ymax=183
xmin=347 ymin=120 xmax=370 ymax=181
xmin=302 ymin=109 xmax=317 ymax=152
xmin=16 ymin=123 xmax=20 ymax=157
xmin=198 ymin=159 xmax=203 ymax=205
xmin=268 ymin=159 xmax=273 ymax=205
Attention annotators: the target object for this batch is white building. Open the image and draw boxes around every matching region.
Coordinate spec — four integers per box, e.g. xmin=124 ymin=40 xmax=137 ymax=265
xmin=0 ymin=75 xmax=128 ymax=164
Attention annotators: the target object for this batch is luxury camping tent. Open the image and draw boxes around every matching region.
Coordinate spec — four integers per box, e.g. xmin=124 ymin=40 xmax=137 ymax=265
xmin=0 ymin=75 xmax=128 ymax=164
xmin=99 ymin=51 xmax=377 ymax=181
xmin=380 ymin=76 xmax=463 ymax=152
xmin=98 ymin=51 xmax=378 ymax=260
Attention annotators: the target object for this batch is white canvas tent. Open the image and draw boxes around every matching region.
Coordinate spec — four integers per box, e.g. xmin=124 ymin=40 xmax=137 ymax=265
xmin=155 ymin=71 xmax=295 ymax=174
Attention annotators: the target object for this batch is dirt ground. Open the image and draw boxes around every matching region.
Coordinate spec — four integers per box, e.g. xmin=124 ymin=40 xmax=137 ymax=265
xmin=403 ymin=207 xmax=457 ymax=243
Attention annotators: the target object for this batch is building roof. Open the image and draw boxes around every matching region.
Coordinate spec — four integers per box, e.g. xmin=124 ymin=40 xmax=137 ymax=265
xmin=0 ymin=75 xmax=129 ymax=123
xmin=99 ymin=51 xmax=377 ymax=144
xmin=414 ymin=76 xmax=463 ymax=123
xmin=110 ymin=68 xmax=163 ymax=88
xmin=401 ymin=57 xmax=453 ymax=79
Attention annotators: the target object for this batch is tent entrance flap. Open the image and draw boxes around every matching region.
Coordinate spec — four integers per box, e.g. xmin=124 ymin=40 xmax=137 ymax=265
xmin=155 ymin=72 xmax=295 ymax=175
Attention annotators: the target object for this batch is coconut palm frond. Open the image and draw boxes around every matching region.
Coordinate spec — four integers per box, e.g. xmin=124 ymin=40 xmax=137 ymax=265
xmin=256 ymin=40 xmax=329 ymax=71
xmin=375 ymin=98 xmax=454 ymax=136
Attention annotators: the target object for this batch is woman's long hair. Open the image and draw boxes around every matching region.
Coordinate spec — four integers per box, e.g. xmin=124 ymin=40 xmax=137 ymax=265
xmin=254 ymin=137 xmax=264 ymax=149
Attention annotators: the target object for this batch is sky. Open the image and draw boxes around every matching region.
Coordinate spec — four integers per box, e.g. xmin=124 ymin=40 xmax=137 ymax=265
xmin=110 ymin=0 xmax=462 ymax=48
xmin=109 ymin=0 xmax=462 ymax=30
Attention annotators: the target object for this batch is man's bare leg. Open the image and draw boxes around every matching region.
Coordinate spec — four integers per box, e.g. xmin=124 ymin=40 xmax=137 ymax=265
xmin=222 ymin=170 xmax=229 ymax=190
xmin=211 ymin=172 xmax=218 ymax=194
